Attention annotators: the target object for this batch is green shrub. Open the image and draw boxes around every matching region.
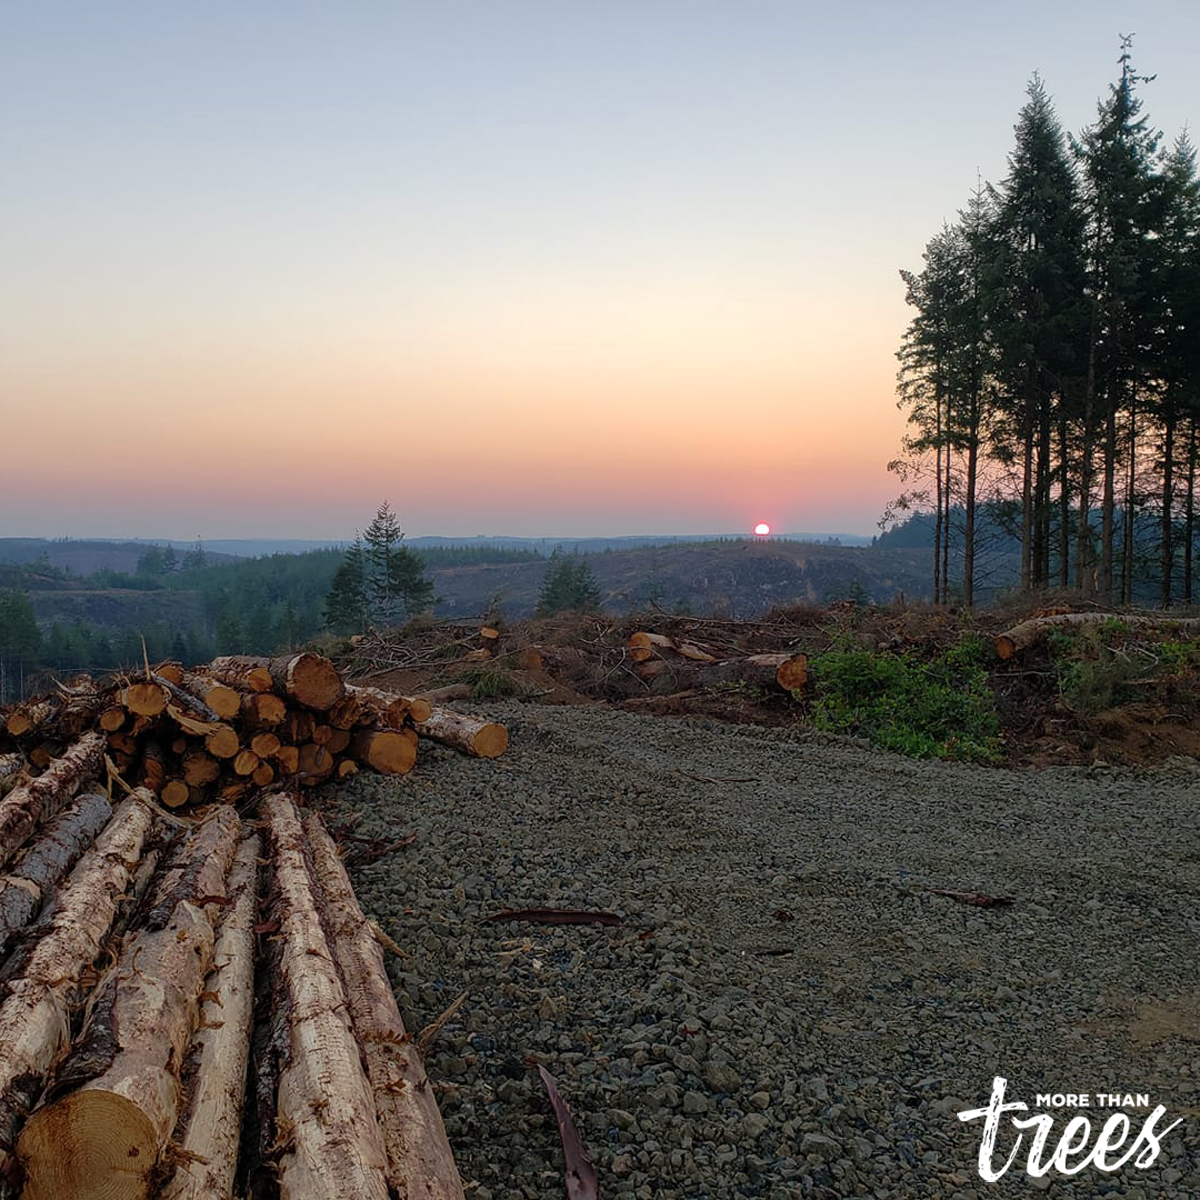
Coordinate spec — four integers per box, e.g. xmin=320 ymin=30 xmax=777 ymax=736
xmin=810 ymin=637 xmax=1000 ymax=762
xmin=465 ymin=669 xmax=525 ymax=700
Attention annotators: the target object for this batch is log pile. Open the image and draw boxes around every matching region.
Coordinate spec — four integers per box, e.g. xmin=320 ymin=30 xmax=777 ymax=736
xmin=0 ymin=740 xmax=466 ymax=1198
xmin=0 ymin=652 xmax=507 ymax=811
xmin=0 ymin=653 xmax=501 ymax=1191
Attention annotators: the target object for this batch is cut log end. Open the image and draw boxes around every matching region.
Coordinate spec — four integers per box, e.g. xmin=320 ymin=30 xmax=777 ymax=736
xmin=18 ymin=1090 xmax=157 ymax=1200
xmin=122 ymin=683 xmax=168 ymax=718
xmin=774 ymin=653 xmax=809 ymax=691
xmin=281 ymin=653 xmax=344 ymax=712
xmin=351 ymin=730 xmax=418 ymax=775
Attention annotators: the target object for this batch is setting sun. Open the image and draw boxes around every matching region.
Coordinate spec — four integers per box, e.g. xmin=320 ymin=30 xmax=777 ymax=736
xmin=754 ymin=522 xmax=771 ymax=536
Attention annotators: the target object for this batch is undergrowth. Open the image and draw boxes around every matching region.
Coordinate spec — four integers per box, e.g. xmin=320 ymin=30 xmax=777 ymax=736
xmin=810 ymin=635 xmax=1000 ymax=763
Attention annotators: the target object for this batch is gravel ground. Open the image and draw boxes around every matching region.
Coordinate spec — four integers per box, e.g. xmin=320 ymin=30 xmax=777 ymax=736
xmin=338 ymin=702 xmax=1200 ymax=1199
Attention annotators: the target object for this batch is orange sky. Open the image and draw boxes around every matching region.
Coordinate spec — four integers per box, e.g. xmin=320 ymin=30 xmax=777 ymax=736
xmin=2 ymin=4 xmax=1195 ymax=539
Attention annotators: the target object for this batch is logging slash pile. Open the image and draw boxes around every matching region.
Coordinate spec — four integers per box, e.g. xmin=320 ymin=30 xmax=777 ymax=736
xmin=0 ymin=652 xmax=501 ymax=1197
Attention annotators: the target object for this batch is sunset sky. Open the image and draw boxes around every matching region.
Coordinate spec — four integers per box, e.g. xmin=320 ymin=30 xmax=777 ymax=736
xmin=2 ymin=2 xmax=1197 ymax=540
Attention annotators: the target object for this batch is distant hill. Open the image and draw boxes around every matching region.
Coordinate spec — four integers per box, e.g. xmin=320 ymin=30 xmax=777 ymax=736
xmin=425 ymin=539 xmax=935 ymax=618
xmin=0 ymin=539 xmax=237 ymax=574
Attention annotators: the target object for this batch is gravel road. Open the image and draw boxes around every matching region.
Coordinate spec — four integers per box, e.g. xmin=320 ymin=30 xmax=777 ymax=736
xmin=339 ymin=702 xmax=1200 ymax=1199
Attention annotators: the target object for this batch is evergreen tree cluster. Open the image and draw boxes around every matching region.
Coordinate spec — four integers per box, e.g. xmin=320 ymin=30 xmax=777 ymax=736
xmin=324 ymin=502 xmax=435 ymax=633
xmin=892 ymin=40 xmax=1200 ymax=607
xmin=536 ymin=548 xmax=601 ymax=615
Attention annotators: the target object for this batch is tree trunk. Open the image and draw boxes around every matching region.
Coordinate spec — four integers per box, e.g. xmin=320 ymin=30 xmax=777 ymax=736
xmin=963 ymin=437 xmax=978 ymax=609
xmin=1121 ymin=402 xmax=1137 ymax=606
xmin=122 ymin=682 xmax=169 ymax=718
xmin=303 ymin=814 xmax=465 ymax=1199
xmin=0 ymin=793 xmax=153 ymax=1156
xmin=203 ymin=658 xmax=273 ymax=694
xmin=1021 ymin=416 xmax=1033 ymax=592
xmin=178 ymin=672 xmax=241 ymax=720
xmin=0 ymin=791 xmax=113 ymax=959
xmin=1162 ymin=398 xmax=1175 ymax=608
xmin=260 ymin=795 xmax=392 ymax=1200
xmin=1186 ymin=419 xmax=1197 ymax=602
xmin=207 ymin=654 xmax=343 ymax=712
xmin=0 ymin=731 xmax=106 ymax=872
xmin=350 ymin=729 xmax=418 ymax=775
xmin=1101 ymin=401 xmax=1116 ymax=604
xmin=17 ymin=808 xmax=242 ymax=1200
xmin=159 ymin=833 xmax=260 ymax=1200
xmin=1058 ymin=406 xmax=1071 ymax=588
xmin=934 ymin=369 xmax=944 ymax=604
xmin=635 ymin=652 xmax=809 ymax=694
xmin=181 ymin=749 xmax=221 ymax=787
xmin=346 ymin=684 xmax=430 ymax=727
xmin=204 ymin=725 xmax=240 ymax=760
xmin=995 ymin=612 xmax=1200 ymax=658
xmin=1035 ymin=395 xmax=1052 ymax=588
xmin=414 ymin=710 xmax=509 ymax=759
xmin=240 ymin=692 xmax=287 ymax=730
xmin=6 ymin=699 xmax=58 ymax=738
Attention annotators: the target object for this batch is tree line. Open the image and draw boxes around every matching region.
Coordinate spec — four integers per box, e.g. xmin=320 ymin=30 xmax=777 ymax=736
xmin=890 ymin=39 xmax=1199 ymax=607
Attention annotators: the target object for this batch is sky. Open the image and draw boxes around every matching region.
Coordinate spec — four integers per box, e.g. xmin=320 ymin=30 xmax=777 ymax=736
xmin=2 ymin=1 xmax=1198 ymax=540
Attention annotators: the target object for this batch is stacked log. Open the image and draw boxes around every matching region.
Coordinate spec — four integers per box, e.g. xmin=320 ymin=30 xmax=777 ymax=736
xmin=0 ymin=653 xmax=508 ymax=811
xmin=0 ymin=739 xmax=469 ymax=1197
xmin=18 ymin=808 xmax=243 ymax=1196
xmin=0 ymin=791 xmax=155 ymax=1158
xmin=304 ymin=813 xmax=464 ymax=1198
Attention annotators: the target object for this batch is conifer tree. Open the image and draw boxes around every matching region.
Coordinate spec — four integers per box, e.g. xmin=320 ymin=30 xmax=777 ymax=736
xmin=357 ymin=503 xmax=434 ymax=626
xmin=536 ymin=549 xmax=601 ymax=615
xmin=324 ymin=536 xmax=368 ymax=633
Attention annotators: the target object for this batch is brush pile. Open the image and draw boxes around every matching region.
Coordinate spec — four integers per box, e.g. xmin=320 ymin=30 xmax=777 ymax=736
xmin=2 ymin=652 xmax=508 ymax=810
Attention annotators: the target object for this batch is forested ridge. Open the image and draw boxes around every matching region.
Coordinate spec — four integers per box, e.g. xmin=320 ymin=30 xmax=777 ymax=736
xmin=0 ymin=539 xmax=540 ymax=697
xmin=890 ymin=40 xmax=1200 ymax=607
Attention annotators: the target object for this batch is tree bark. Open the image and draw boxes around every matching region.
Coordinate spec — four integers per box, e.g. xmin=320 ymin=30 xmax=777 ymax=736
xmin=178 ymin=672 xmax=241 ymax=720
xmin=963 ymin=437 xmax=978 ymax=608
xmin=346 ymin=684 xmax=430 ymax=726
xmin=208 ymin=654 xmax=343 ymax=712
xmin=1101 ymin=401 xmax=1116 ymax=604
xmin=260 ymin=795 xmax=392 ymax=1200
xmin=6 ymin=699 xmax=58 ymax=738
xmin=0 ymin=793 xmax=153 ymax=1156
xmin=1121 ymin=402 xmax=1137 ymax=606
xmin=1058 ymin=406 xmax=1071 ymax=589
xmin=17 ymin=808 xmax=242 ymax=1200
xmin=636 ymin=652 xmax=808 ymax=694
xmin=204 ymin=658 xmax=273 ymax=694
xmin=1162 ymin=399 xmax=1175 ymax=608
xmin=159 ymin=833 xmax=260 ymax=1200
xmin=1186 ymin=419 xmax=1197 ymax=602
xmin=0 ymin=791 xmax=112 ymax=959
xmin=303 ymin=814 xmax=465 ymax=1199
xmin=413 ymin=711 xmax=508 ymax=759
xmin=0 ymin=731 xmax=106 ymax=872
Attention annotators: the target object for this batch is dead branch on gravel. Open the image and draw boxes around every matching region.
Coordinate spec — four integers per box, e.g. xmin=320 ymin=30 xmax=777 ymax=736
xmin=538 ymin=1066 xmax=599 ymax=1200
